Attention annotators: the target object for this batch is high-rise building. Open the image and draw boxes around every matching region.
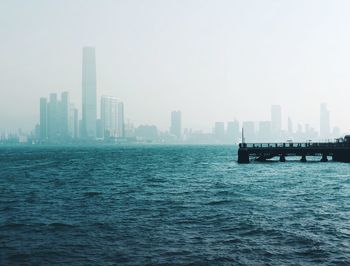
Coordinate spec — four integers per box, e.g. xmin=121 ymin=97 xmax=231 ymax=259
xmin=271 ymin=105 xmax=282 ymax=140
xmin=242 ymin=121 xmax=255 ymax=142
xmin=214 ymin=122 xmax=225 ymax=142
xmin=68 ymin=104 xmax=79 ymax=139
xmin=101 ymin=96 xmax=118 ymax=139
xmin=40 ymin=92 xmax=77 ymax=142
xmin=48 ymin=93 xmax=58 ymax=140
xmin=258 ymin=121 xmax=271 ymax=142
xmin=82 ymin=47 xmax=97 ymax=139
xmin=227 ymin=120 xmax=240 ymax=143
xmin=60 ymin=91 xmax=69 ymax=138
xmin=39 ymin=97 xmax=48 ymax=140
xmin=170 ymin=111 xmax=182 ymax=140
xmin=117 ymin=102 xmax=125 ymax=138
xmin=320 ymin=103 xmax=330 ymax=139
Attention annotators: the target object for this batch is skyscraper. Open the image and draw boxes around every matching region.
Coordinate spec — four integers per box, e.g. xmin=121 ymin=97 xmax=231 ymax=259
xmin=320 ymin=103 xmax=330 ymax=139
xmin=117 ymin=102 xmax=125 ymax=138
xmin=60 ymin=91 xmax=69 ymax=138
xmin=242 ymin=121 xmax=255 ymax=142
xmin=271 ymin=105 xmax=282 ymax=140
xmin=259 ymin=121 xmax=272 ymax=142
xmin=39 ymin=97 xmax=48 ymax=140
xmin=47 ymin=93 xmax=58 ymax=140
xmin=82 ymin=47 xmax=97 ymax=139
xmin=68 ymin=104 xmax=79 ymax=139
xmin=170 ymin=111 xmax=182 ymax=140
xmin=101 ymin=96 xmax=118 ymax=138
xmin=214 ymin=122 xmax=225 ymax=142
xmin=227 ymin=120 xmax=240 ymax=143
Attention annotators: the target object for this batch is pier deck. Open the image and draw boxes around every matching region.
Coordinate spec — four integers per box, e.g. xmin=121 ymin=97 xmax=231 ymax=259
xmin=238 ymin=141 xmax=350 ymax=163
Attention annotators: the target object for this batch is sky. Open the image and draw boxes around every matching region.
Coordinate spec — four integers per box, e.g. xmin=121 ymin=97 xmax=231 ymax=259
xmin=1 ymin=0 xmax=350 ymax=133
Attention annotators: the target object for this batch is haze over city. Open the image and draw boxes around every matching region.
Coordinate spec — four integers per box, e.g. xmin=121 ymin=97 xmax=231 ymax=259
xmin=2 ymin=0 xmax=350 ymax=134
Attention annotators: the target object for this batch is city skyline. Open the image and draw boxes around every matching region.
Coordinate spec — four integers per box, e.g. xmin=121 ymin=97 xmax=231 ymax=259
xmin=2 ymin=1 xmax=350 ymax=133
xmin=2 ymin=45 xmax=343 ymax=144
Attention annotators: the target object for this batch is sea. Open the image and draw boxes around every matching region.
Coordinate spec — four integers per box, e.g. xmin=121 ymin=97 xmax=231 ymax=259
xmin=0 ymin=145 xmax=350 ymax=265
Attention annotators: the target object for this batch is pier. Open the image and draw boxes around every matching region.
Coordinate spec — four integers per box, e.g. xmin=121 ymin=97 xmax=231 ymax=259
xmin=238 ymin=136 xmax=350 ymax=163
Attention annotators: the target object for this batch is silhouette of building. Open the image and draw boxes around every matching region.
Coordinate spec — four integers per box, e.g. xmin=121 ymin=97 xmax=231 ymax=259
xmin=271 ymin=105 xmax=282 ymax=140
xmin=135 ymin=125 xmax=158 ymax=142
xmin=60 ymin=91 xmax=69 ymax=137
xmin=117 ymin=102 xmax=125 ymax=138
xmin=227 ymin=120 xmax=240 ymax=143
xmin=258 ymin=121 xmax=271 ymax=142
xmin=48 ymin=93 xmax=58 ymax=140
xmin=101 ymin=96 xmax=118 ymax=139
xmin=68 ymin=104 xmax=79 ymax=139
xmin=40 ymin=92 xmax=77 ymax=142
xmin=82 ymin=47 xmax=97 ymax=139
xmin=39 ymin=97 xmax=48 ymax=141
xmin=320 ymin=103 xmax=330 ymax=139
xmin=214 ymin=122 xmax=225 ymax=142
xmin=100 ymin=96 xmax=125 ymax=140
xmin=170 ymin=111 xmax=182 ymax=140
xmin=242 ymin=121 xmax=255 ymax=142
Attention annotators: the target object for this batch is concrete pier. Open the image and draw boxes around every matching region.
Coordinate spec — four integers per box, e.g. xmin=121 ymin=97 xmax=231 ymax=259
xmin=238 ymin=137 xmax=350 ymax=163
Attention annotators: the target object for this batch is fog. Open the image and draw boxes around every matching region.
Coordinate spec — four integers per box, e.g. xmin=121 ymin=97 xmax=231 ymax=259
xmin=1 ymin=0 xmax=350 ymax=132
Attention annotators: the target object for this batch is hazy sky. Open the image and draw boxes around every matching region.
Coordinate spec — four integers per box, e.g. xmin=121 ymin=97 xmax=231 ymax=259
xmin=1 ymin=0 xmax=350 ymax=132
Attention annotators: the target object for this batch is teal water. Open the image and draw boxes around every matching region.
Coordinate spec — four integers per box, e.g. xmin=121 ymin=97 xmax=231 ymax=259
xmin=1 ymin=145 xmax=350 ymax=265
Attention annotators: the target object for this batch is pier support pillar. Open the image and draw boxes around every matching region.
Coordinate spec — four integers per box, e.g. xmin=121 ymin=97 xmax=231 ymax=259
xmin=238 ymin=149 xmax=250 ymax=164
xmin=300 ymin=155 xmax=307 ymax=162
xmin=280 ymin=154 xmax=286 ymax=162
xmin=321 ymin=153 xmax=328 ymax=162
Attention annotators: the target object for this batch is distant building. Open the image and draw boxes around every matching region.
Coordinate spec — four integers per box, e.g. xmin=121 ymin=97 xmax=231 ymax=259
xmin=271 ymin=105 xmax=282 ymax=140
xmin=82 ymin=47 xmax=97 ymax=139
xmin=258 ymin=121 xmax=271 ymax=142
xmin=214 ymin=122 xmax=225 ymax=142
xmin=101 ymin=96 xmax=118 ymax=139
xmin=227 ymin=120 xmax=240 ymax=143
xmin=170 ymin=111 xmax=182 ymax=140
xmin=48 ymin=93 xmax=58 ymax=140
xmin=40 ymin=92 xmax=77 ymax=142
xmin=68 ymin=104 xmax=79 ymax=139
xmin=60 ymin=91 xmax=70 ymax=137
xmin=320 ymin=103 xmax=330 ymax=139
xmin=135 ymin=125 xmax=158 ymax=142
xmin=40 ymin=97 xmax=48 ymax=141
xmin=242 ymin=121 xmax=255 ymax=142
xmin=117 ymin=102 xmax=125 ymax=138
xmin=100 ymin=96 xmax=125 ymax=140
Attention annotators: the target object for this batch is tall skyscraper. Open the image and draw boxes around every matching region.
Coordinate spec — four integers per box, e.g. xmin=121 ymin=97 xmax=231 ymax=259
xmin=271 ymin=105 xmax=282 ymax=139
xmin=40 ymin=97 xmax=48 ymax=140
xmin=117 ymin=102 xmax=125 ymax=138
xmin=170 ymin=111 xmax=182 ymax=140
xmin=82 ymin=47 xmax=97 ymax=139
xmin=101 ymin=96 xmax=118 ymax=138
xmin=320 ymin=103 xmax=330 ymax=139
xmin=60 ymin=91 xmax=69 ymax=138
xmin=48 ymin=93 xmax=58 ymax=140
xmin=68 ymin=104 xmax=79 ymax=139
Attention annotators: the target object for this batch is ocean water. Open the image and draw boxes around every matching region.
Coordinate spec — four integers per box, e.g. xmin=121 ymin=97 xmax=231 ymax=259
xmin=1 ymin=145 xmax=350 ymax=265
